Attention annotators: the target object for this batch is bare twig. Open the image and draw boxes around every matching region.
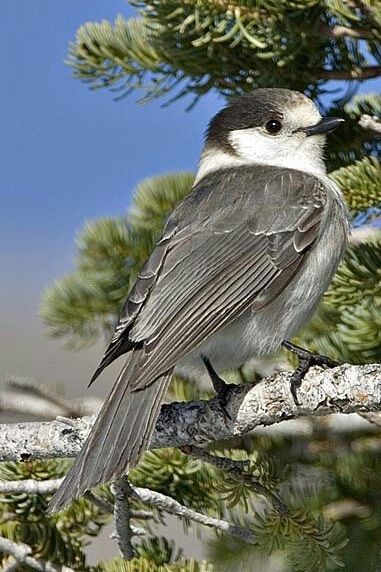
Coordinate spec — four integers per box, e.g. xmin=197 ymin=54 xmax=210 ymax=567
xmin=0 ymin=387 xmax=64 ymax=420
xmin=320 ymin=23 xmax=375 ymax=40
xmin=6 ymin=376 xmax=79 ymax=415
xmin=111 ymin=477 xmax=135 ymax=560
xmin=109 ymin=526 xmax=146 ymax=539
xmin=130 ymin=510 xmax=154 ymax=520
xmin=0 ymin=376 xmax=102 ymax=419
xmin=0 ymin=478 xmax=255 ymax=544
xmin=134 ymin=486 xmax=256 ymax=543
xmin=83 ymin=491 xmax=147 ymax=536
xmin=0 ymin=535 xmax=74 ymax=572
xmin=0 ymin=479 xmax=160 ymax=525
xmin=181 ymin=445 xmax=250 ymax=475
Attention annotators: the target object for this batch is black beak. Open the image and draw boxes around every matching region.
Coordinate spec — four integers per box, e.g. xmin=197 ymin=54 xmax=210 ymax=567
xmin=301 ymin=117 xmax=345 ymax=137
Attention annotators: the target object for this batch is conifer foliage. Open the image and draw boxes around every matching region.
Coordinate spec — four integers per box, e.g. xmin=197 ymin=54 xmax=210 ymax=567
xmin=67 ymin=0 xmax=381 ymax=105
xmin=2 ymin=1 xmax=380 ymax=570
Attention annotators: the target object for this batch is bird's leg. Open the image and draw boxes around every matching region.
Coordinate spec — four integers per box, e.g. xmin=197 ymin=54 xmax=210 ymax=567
xmin=201 ymin=355 xmax=232 ymax=420
xmin=282 ymin=340 xmax=339 ymax=405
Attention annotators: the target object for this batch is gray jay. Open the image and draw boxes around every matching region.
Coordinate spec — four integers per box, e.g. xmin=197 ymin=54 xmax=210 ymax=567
xmin=49 ymin=88 xmax=348 ymax=512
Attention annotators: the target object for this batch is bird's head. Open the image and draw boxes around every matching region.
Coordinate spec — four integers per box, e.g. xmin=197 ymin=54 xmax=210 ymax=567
xmin=197 ymin=89 xmax=344 ymax=182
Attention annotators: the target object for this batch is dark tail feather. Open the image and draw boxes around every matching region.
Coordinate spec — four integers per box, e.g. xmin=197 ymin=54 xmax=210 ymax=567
xmin=88 ymin=337 xmax=134 ymax=387
xmin=48 ymin=350 xmax=173 ymax=513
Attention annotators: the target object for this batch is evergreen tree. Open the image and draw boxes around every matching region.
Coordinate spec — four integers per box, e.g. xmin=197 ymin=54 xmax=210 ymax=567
xmin=1 ymin=2 xmax=380 ymax=570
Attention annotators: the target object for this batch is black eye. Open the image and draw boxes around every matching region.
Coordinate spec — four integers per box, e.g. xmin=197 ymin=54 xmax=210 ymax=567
xmin=265 ymin=119 xmax=282 ymax=134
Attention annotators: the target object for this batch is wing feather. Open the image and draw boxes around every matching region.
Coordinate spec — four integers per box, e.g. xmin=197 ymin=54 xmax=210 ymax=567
xmin=91 ymin=166 xmax=327 ymax=388
xmin=130 ymin=232 xmax=265 ymax=341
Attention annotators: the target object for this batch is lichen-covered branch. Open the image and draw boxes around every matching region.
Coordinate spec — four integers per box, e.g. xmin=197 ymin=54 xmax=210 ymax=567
xmin=0 ymin=364 xmax=380 ymax=464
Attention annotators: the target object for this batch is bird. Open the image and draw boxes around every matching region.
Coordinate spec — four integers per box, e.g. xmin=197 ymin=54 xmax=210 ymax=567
xmin=48 ymin=88 xmax=348 ymax=512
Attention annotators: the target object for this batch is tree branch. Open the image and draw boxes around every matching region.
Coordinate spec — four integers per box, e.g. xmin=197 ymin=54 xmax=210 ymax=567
xmin=0 ymin=478 xmax=255 ymax=544
xmin=0 ymin=376 xmax=102 ymax=419
xmin=82 ymin=491 xmax=149 ymax=540
xmin=0 ymin=535 xmax=74 ymax=572
xmin=320 ymin=23 xmax=375 ymax=40
xmin=319 ymin=66 xmax=381 ymax=80
xmin=111 ymin=477 xmax=135 ymax=560
xmin=0 ymin=478 xmax=63 ymax=494
xmin=134 ymin=485 xmax=256 ymax=543
xmin=0 ymin=364 xmax=380 ymax=463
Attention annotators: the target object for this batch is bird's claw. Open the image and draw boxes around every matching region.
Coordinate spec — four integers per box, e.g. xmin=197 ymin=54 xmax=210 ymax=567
xmin=201 ymin=355 xmax=232 ymax=420
xmin=282 ymin=340 xmax=340 ymax=405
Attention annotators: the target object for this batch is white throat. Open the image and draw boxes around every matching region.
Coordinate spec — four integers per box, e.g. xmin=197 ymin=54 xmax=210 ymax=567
xmin=195 ymin=133 xmax=326 ymax=184
xmin=195 ymin=147 xmax=246 ymax=184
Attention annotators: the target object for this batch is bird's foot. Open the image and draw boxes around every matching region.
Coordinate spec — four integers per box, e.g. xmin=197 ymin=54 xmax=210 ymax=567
xmin=281 ymin=340 xmax=339 ymax=405
xmin=201 ymin=355 xmax=232 ymax=420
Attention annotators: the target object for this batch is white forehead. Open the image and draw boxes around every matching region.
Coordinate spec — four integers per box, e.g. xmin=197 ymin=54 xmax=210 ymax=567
xmin=285 ymin=98 xmax=322 ymax=129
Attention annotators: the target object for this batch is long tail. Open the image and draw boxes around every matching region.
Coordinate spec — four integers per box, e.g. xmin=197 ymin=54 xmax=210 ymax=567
xmin=48 ymin=349 xmax=173 ymax=512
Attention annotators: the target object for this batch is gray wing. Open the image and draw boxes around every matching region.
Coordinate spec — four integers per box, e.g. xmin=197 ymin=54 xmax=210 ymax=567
xmin=129 ymin=167 xmax=326 ymax=388
xmin=88 ymin=225 xmax=176 ymax=384
xmin=92 ymin=166 xmax=326 ymax=387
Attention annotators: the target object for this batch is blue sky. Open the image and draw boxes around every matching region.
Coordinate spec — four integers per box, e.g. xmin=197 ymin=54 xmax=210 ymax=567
xmin=0 ymin=2 xmax=379 ymax=397
xmin=0 ymin=1 xmax=220 ymax=286
xmin=0 ymin=1 xmax=222 ymax=395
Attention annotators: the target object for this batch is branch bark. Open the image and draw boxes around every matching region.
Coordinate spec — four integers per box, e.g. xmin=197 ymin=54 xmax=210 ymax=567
xmin=0 ymin=535 xmax=74 ymax=572
xmin=0 ymin=364 xmax=380 ymax=463
xmin=319 ymin=66 xmax=381 ymax=80
xmin=111 ymin=477 xmax=135 ymax=559
xmin=134 ymin=485 xmax=256 ymax=543
xmin=0 ymin=376 xmax=102 ymax=420
xmin=0 ymin=478 xmax=255 ymax=544
xmin=320 ymin=23 xmax=376 ymax=40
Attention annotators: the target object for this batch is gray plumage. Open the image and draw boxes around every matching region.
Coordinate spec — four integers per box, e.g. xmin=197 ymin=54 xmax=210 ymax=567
xmin=48 ymin=89 xmax=348 ymax=512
